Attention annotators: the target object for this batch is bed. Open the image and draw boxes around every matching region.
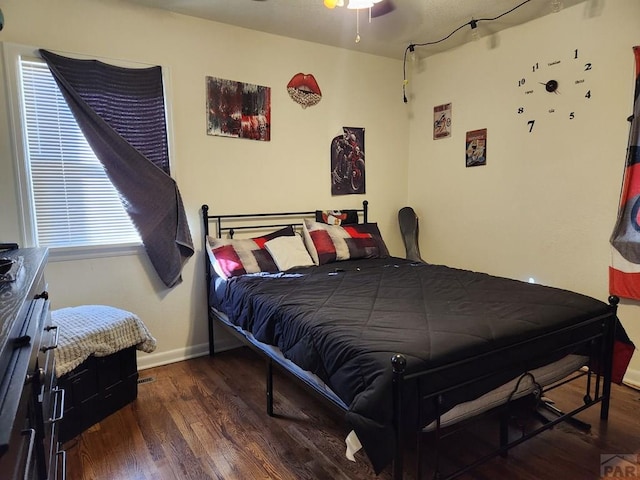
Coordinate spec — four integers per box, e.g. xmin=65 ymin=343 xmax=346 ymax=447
xmin=201 ymin=201 xmax=623 ymax=479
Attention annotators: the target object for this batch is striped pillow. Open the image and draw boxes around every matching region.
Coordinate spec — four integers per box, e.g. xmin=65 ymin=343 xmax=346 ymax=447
xmin=207 ymin=226 xmax=295 ymax=278
xmin=302 ymin=219 xmax=388 ymax=265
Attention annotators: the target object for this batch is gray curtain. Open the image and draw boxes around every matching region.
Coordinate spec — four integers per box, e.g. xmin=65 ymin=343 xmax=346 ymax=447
xmin=40 ymin=49 xmax=193 ymax=288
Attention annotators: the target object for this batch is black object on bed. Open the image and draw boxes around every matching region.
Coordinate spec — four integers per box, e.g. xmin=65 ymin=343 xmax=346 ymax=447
xmin=201 ymin=202 xmax=622 ymax=479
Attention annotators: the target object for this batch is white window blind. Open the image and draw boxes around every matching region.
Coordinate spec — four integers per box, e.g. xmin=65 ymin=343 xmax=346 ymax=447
xmin=19 ymin=59 xmax=141 ymax=248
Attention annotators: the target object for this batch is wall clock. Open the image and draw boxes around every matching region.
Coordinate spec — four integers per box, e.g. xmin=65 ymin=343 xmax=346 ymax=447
xmin=516 ymin=48 xmax=593 ymax=133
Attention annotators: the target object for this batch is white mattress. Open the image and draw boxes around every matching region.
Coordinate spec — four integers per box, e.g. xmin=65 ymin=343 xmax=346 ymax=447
xmin=422 ymin=353 xmax=588 ymax=431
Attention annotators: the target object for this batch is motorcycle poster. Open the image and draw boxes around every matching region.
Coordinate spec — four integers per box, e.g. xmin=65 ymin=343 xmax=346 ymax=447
xmin=331 ymin=127 xmax=365 ymax=196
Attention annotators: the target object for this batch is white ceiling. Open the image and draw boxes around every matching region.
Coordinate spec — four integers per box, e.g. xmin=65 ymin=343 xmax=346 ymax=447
xmin=122 ymin=0 xmax=588 ymax=60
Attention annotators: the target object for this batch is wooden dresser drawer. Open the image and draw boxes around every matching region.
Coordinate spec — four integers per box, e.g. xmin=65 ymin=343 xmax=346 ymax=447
xmin=0 ymin=248 xmax=64 ymax=480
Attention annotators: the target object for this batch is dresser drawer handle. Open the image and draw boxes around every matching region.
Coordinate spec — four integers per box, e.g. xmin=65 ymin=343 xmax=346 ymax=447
xmin=20 ymin=428 xmax=36 ymax=480
xmin=13 ymin=335 xmax=31 ymax=348
xmin=41 ymin=325 xmax=59 ymax=352
xmin=49 ymin=387 xmax=65 ymax=424
xmin=56 ymin=447 xmax=67 ymax=480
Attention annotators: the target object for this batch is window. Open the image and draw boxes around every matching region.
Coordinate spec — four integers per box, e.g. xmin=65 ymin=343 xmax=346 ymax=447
xmin=4 ymin=45 xmax=144 ymax=254
xmin=20 ymin=58 xmax=141 ymax=248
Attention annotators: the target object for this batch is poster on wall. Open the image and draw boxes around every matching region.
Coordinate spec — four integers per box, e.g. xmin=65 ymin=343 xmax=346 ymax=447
xmin=433 ymin=102 xmax=452 ymax=139
xmin=206 ymin=76 xmax=271 ymax=141
xmin=330 ymin=127 xmax=365 ymax=196
xmin=465 ymin=129 xmax=487 ymax=167
xmin=286 ymin=73 xmax=322 ymax=109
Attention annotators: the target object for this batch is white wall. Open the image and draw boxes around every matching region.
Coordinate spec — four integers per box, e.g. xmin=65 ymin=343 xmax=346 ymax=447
xmin=0 ymin=0 xmax=410 ymax=368
xmin=406 ymin=0 xmax=640 ymax=384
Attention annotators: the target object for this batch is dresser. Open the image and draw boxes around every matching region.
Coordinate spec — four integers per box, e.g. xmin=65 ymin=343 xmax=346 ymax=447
xmin=0 ymin=248 xmax=64 ymax=479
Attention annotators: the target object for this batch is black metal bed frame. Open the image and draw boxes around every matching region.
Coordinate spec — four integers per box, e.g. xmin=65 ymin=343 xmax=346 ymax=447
xmin=202 ymin=200 xmax=368 ymax=356
xmin=201 ymin=202 xmax=619 ymax=480
xmin=390 ymin=303 xmax=617 ymax=479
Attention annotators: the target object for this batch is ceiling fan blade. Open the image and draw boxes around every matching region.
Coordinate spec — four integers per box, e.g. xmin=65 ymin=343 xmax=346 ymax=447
xmin=370 ymin=0 xmax=395 ymax=18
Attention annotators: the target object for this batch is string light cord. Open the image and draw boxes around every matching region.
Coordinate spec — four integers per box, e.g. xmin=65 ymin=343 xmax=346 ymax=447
xmin=402 ymin=0 xmax=533 ymax=103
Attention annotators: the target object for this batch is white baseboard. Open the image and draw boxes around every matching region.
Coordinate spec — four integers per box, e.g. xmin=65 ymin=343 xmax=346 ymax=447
xmin=136 ymin=336 xmax=242 ymax=371
xmin=623 ymin=367 xmax=640 ymax=390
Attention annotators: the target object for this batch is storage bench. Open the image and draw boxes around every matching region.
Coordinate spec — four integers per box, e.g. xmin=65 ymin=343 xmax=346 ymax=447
xmin=58 ymin=346 xmax=138 ymax=443
xmin=51 ymin=305 xmax=156 ymax=443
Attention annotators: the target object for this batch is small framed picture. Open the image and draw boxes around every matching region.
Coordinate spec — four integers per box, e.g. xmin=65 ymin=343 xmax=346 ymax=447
xmin=465 ymin=129 xmax=487 ymax=167
xmin=206 ymin=76 xmax=271 ymax=141
xmin=433 ymin=103 xmax=452 ymax=139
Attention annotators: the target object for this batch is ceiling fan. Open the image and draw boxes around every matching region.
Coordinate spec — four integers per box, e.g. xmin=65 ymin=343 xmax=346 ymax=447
xmin=323 ymin=0 xmax=396 ymax=18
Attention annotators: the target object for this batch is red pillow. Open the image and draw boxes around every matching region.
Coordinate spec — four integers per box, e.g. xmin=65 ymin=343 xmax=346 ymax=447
xmin=207 ymin=226 xmax=295 ymax=278
xmin=302 ymin=220 xmax=388 ymax=265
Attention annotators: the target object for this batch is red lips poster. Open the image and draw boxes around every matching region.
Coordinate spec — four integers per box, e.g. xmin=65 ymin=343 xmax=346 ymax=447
xmin=287 ymin=73 xmax=322 ymax=109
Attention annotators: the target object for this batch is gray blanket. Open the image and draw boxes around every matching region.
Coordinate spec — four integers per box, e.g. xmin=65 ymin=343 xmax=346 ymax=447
xmin=40 ymin=49 xmax=194 ymax=288
xmin=52 ymin=305 xmax=157 ymax=377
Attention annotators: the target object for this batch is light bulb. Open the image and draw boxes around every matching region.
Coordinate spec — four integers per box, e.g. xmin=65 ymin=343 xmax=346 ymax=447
xmin=347 ymin=0 xmax=374 ymax=9
xmin=324 ymin=0 xmax=338 ymax=8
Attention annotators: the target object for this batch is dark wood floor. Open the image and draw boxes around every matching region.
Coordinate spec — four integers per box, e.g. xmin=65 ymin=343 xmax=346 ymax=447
xmin=64 ymin=347 xmax=640 ymax=480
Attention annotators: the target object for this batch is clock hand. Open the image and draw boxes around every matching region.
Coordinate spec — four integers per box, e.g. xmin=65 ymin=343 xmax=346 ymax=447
xmin=538 ymin=80 xmax=559 ymax=93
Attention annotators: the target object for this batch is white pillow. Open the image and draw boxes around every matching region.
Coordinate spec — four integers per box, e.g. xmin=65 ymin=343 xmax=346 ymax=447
xmin=264 ymin=235 xmax=315 ymax=271
xmin=302 ymin=221 xmax=319 ymax=265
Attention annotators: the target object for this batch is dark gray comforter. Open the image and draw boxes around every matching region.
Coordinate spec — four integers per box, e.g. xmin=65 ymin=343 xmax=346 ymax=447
xmin=210 ymin=258 xmax=613 ymax=473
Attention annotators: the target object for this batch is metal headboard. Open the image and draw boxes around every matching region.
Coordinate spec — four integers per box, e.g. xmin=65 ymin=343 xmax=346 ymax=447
xmin=200 ymin=200 xmax=368 ymax=356
xmin=201 ymin=200 xmax=368 ymax=239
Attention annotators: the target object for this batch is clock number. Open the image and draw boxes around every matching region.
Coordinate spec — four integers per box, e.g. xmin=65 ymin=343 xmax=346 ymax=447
xmin=532 ymin=63 xmax=539 ymax=72
xmin=574 ymin=49 xmax=579 ymax=59
xmin=527 ymin=120 xmax=535 ymax=133
xmin=518 ymin=78 xmax=526 ymax=87
xmin=518 ymin=107 xmax=524 ymax=114
xmin=584 ymin=63 xmax=592 ymax=71
xmin=585 ymin=90 xmax=591 ymax=99
xmin=569 ymin=112 xmax=575 ymax=120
